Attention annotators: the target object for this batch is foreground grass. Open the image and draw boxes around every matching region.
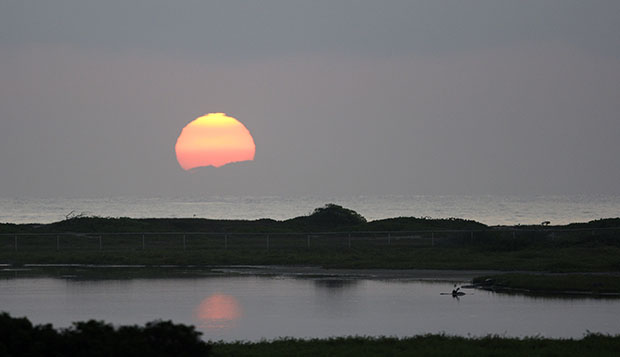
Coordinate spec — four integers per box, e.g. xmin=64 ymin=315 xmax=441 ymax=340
xmin=210 ymin=335 xmax=620 ymax=357
xmin=473 ymin=273 xmax=620 ymax=295
xmin=3 ymin=312 xmax=620 ymax=357
xmin=2 ymin=245 xmax=620 ymax=272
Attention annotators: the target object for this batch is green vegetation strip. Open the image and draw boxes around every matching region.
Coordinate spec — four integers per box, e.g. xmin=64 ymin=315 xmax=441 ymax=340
xmin=3 ymin=245 xmax=620 ymax=272
xmin=2 ymin=204 xmax=619 ymax=272
xmin=473 ymin=273 xmax=620 ymax=295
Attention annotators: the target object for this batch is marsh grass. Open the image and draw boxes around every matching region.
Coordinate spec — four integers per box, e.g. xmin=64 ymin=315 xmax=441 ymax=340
xmin=2 ymin=312 xmax=619 ymax=357
xmin=210 ymin=334 xmax=620 ymax=357
xmin=473 ymin=273 xmax=620 ymax=294
xmin=2 ymin=212 xmax=619 ymax=272
xmin=2 ymin=245 xmax=620 ymax=272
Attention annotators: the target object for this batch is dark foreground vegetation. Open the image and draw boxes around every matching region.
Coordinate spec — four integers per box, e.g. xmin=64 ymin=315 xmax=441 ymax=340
xmin=473 ymin=273 xmax=620 ymax=296
xmin=211 ymin=335 xmax=620 ymax=357
xmin=1 ymin=204 xmax=619 ymax=272
xmin=2 ymin=313 xmax=620 ymax=357
xmin=0 ymin=312 xmax=210 ymax=357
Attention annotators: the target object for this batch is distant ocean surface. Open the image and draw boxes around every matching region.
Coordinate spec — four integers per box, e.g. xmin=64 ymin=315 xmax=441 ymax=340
xmin=1 ymin=195 xmax=619 ymax=226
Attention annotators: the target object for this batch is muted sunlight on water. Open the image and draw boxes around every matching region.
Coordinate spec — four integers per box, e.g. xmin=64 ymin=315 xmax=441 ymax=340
xmin=1 ymin=276 xmax=619 ymax=341
xmin=195 ymin=294 xmax=242 ymax=330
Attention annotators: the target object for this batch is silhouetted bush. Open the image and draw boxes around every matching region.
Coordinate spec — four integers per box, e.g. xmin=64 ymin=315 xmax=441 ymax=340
xmin=283 ymin=204 xmax=367 ymax=229
xmin=0 ymin=312 xmax=211 ymax=357
xmin=567 ymin=218 xmax=620 ymax=229
xmin=308 ymin=204 xmax=367 ymax=226
xmin=286 ymin=203 xmax=366 ymax=229
xmin=365 ymin=216 xmax=486 ymax=231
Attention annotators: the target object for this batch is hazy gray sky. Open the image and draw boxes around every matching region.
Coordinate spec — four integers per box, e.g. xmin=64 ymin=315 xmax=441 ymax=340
xmin=1 ymin=1 xmax=619 ymax=197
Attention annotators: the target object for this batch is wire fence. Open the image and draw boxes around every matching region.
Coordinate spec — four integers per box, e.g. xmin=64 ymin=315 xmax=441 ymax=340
xmin=1 ymin=227 xmax=619 ymax=252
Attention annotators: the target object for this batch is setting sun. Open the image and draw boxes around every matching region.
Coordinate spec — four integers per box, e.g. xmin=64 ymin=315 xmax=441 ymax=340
xmin=175 ymin=113 xmax=256 ymax=170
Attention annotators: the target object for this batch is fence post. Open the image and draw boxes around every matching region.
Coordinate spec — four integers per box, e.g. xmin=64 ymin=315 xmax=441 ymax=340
xmin=183 ymin=234 xmax=186 ymax=250
xmin=142 ymin=234 xmax=145 ymax=250
xmin=56 ymin=235 xmax=60 ymax=251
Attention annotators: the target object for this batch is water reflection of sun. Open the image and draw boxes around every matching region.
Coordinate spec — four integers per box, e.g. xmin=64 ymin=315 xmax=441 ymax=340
xmin=195 ymin=294 xmax=242 ymax=329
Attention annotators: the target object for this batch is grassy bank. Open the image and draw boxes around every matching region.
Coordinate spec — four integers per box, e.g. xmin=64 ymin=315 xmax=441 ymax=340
xmin=473 ymin=273 xmax=620 ymax=295
xmin=2 ymin=245 xmax=620 ymax=272
xmin=213 ymin=335 xmax=620 ymax=357
xmin=2 ymin=312 xmax=620 ymax=357
xmin=2 ymin=205 xmax=619 ymax=272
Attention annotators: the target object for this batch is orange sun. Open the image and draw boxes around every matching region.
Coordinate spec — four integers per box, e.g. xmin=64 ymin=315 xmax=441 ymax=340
xmin=175 ymin=113 xmax=256 ymax=170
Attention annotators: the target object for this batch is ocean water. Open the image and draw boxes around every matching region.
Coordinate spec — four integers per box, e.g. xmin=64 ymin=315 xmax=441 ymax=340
xmin=1 ymin=195 xmax=618 ymax=225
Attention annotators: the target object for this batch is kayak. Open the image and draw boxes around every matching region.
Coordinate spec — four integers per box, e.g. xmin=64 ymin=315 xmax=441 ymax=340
xmin=440 ymin=292 xmax=466 ymax=296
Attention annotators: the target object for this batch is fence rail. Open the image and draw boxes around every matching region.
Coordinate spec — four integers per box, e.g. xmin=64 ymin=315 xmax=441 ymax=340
xmin=1 ymin=227 xmax=619 ymax=252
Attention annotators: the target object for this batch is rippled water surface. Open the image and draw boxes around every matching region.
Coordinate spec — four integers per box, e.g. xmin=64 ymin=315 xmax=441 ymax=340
xmin=1 ymin=194 xmax=619 ymax=225
xmin=1 ymin=276 xmax=619 ymax=341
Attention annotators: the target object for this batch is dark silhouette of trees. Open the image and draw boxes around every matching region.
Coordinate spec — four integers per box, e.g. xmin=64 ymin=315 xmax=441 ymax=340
xmin=284 ymin=203 xmax=367 ymax=229
xmin=0 ymin=312 xmax=211 ymax=357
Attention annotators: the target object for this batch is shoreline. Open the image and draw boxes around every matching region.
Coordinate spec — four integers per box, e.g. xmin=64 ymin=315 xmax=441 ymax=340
xmin=3 ymin=311 xmax=620 ymax=356
xmin=204 ymin=265 xmax=507 ymax=281
xmin=3 ymin=264 xmax=619 ymax=297
xmin=1 ymin=263 xmax=504 ymax=281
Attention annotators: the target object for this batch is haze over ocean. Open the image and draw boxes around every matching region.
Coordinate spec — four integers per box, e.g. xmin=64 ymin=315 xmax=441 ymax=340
xmin=1 ymin=194 xmax=618 ymax=226
xmin=2 ymin=3 xmax=619 ymax=227
xmin=2 ymin=2 xmax=620 ymax=200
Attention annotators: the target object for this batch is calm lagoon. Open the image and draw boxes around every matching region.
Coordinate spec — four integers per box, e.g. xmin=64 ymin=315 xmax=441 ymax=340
xmin=1 ymin=275 xmax=619 ymax=341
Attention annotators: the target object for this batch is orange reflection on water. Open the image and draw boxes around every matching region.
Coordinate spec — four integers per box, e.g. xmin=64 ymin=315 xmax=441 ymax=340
xmin=195 ymin=294 xmax=242 ymax=329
